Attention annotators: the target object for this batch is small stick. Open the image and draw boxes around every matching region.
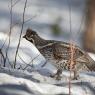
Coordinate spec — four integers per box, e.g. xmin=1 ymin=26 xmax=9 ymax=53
xmin=5 ymin=0 xmax=13 ymax=67
xmin=14 ymin=0 xmax=28 ymax=68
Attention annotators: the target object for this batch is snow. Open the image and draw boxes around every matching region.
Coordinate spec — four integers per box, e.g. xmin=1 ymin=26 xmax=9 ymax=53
xmin=0 ymin=66 xmax=95 ymax=95
xmin=0 ymin=0 xmax=95 ymax=95
xmin=88 ymin=53 xmax=95 ymax=61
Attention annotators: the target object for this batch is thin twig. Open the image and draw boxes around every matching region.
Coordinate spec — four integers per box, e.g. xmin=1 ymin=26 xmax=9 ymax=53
xmin=0 ymin=37 xmax=8 ymax=50
xmin=41 ymin=60 xmax=47 ymax=67
xmin=24 ymin=15 xmax=37 ymax=23
xmin=0 ymin=37 xmax=12 ymax=67
xmin=12 ymin=0 xmax=21 ymax=7
xmin=14 ymin=0 xmax=28 ymax=68
xmin=0 ymin=49 xmax=5 ymax=66
xmin=18 ymin=53 xmax=40 ymax=70
xmin=11 ymin=14 xmax=37 ymax=29
xmin=18 ymin=53 xmax=28 ymax=65
xmin=5 ymin=0 xmax=13 ymax=67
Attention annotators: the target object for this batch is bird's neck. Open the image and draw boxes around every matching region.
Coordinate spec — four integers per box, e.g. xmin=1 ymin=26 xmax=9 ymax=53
xmin=34 ymin=35 xmax=50 ymax=48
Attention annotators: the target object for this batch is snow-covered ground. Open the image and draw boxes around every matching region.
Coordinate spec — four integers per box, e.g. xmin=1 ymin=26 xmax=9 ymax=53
xmin=0 ymin=0 xmax=95 ymax=95
xmin=0 ymin=66 xmax=95 ymax=95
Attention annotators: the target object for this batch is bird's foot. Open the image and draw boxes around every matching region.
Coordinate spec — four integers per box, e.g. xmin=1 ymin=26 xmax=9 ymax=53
xmin=71 ymin=77 xmax=78 ymax=80
xmin=71 ymin=75 xmax=79 ymax=80
xmin=50 ymin=74 xmax=62 ymax=80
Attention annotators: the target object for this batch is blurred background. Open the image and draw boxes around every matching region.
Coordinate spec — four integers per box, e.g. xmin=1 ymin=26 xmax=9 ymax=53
xmin=0 ymin=0 xmax=95 ymax=70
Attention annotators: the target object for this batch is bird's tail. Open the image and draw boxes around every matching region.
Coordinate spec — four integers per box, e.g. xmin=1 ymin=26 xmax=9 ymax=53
xmin=77 ymin=53 xmax=95 ymax=71
xmin=85 ymin=53 xmax=95 ymax=71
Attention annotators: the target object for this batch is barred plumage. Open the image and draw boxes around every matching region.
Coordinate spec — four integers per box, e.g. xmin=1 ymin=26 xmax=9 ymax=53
xmin=23 ymin=28 xmax=95 ymax=80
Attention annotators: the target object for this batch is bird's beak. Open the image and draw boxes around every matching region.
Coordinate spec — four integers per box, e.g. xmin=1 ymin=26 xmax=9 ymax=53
xmin=23 ymin=35 xmax=26 ymax=38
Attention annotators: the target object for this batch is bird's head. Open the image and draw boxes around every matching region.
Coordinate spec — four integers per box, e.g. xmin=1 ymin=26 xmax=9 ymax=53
xmin=23 ymin=28 xmax=37 ymax=44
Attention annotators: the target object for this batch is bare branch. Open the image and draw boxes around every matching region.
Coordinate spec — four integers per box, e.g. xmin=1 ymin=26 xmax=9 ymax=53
xmin=24 ymin=15 xmax=37 ymax=23
xmin=11 ymin=14 xmax=37 ymax=29
xmin=0 ymin=37 xmax=8 ymax=50
xmin=41 ymin=60 xmax=47 ymax=67
xmin=12 ymin=0 xmax=21 ymax=7
xmin=18 ymin=53 xmax=28 ymax=65
xmin=18 ymin=53 xmax=40 ymax=70
xmin=5 ymin=0 xmax=13 ymax=67
xmin=0 ymin=49 xmax=5 ymax=67
xmin=14 ymin=0 xmax=28 ymax=68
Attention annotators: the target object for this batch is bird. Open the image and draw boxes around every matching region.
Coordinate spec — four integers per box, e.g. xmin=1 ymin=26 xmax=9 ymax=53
xmin=23 ymin=28 xmax=95 ymax=80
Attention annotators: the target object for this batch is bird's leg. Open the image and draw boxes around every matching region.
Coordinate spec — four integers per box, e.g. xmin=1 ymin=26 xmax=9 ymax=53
xmin=50 ymin=69 xmax=62 ymax=80
xmin=72 ymin=62 xmax=82 ymax=80
xmin=72 ymin=70 xmax=79 ymax=80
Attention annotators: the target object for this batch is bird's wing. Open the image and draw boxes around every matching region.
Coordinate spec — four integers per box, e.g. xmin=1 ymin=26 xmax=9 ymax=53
xmin=52 ymin=42 xmax=95 ymax=71
xmin=52 ymin=43 xmax=84 ymax=60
